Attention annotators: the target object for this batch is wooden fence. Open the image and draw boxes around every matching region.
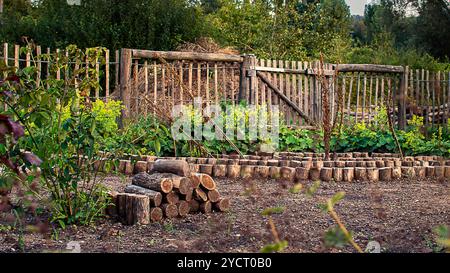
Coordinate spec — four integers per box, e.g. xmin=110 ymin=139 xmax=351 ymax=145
xmin=0 ymin=42 xmax=120 ymax=100
xmin=2 ymin=43 xmax=449 ymax=131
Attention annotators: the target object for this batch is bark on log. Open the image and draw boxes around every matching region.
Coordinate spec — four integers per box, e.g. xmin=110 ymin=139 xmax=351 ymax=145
xmin=200 ymin=201 xmax=212 ymax=214
xmin=170 ymin=175 xmax=193 ymax=195
xmin=343 ymin=167 xmax=354 ymax=182
xmin=367 ymin=168 xmax=379 ymax=182
xmin=199 ymin=164 xmax=213 ymax=175
xmin=106 ymin=191 xmax=118 ymax=217
xmin=133 ymin=161 xmax=148 ymax=174
xmin=354 ymin=167 xmax=367 ymax=181
xmin=213 ymin=198 xmax=230 ymax=212
xmin=150 ymin=207 xmax=163 ymax=222
xmin=181 ymin=188 xmax=193 ymax=201
xmin=163 ymin=191 xmax=180 ymax=204
xmin=132 ymin=172 xmax=173 ymax=193
xmin=379 ymin=167 xmax=392 ymax=181
xmin=151 ymin=159 xmax=191 ymax=177
xmin=207 ymin=189 xmax=221 ymax=203
xmin=133 ymin=194 xmax=150 ymax=225
xmin=227 ymin=165 xmax=241 ymax=178
xmin=178 ymin=200 xmax=190 ymax=217
xmin=161 ymin=203 xmax=178 ymax=218
xmin=124 ymin=185 xmax=162 ymax=207
xmin=213 ymin=165 xmax=227 ymax=177
xmin=125 ymin=194 xmax=136 ymax=225
xmin=320 ymin=168 xmax=333 ymax=181
xmin=194 ymin=188 xmax=208 ymax=202
xmin=116 ymin=193 xmax=127 ymax=220
xmin=333 ymin=168 xmax=343 ymax=182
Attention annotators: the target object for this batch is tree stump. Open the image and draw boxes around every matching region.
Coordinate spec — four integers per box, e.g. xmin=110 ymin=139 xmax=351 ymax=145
xmin=213 ymin=165 xmax=227 ymax=177
xmin=227 ymin=165 xmax=241 ymax=178
xmin=309 ymin=167 xmax=321 ymax=181
xmin=379 ymin=167 xmax=392 ymax=181
xmin=343 ymin=167 xmax=354 ymax=182
xmin=333 ymin=168 xmax=343 ymax=182
xmin=320 ymin=167 xmax=333 ymax=181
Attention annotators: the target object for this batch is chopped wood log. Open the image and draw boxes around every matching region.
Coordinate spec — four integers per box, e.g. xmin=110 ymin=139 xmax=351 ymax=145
xmin=354 ymin=167 xmax=367 ymax=181
xmin=309 ymin=167 xmax=320 ymax=181
xmin=190 ymin=173 xmax=202 ymax=188
xmin=106 ymin=191 xmax=118 ymax=217
xmin=280 ymin=167 xmax=296 ymax=181
xmin=133 ymin=194 xmax=150 ymax=225
xmin=379 ymin=167 xmax=392 ymax=181
xmin=194 ymin=188 xmax=208 ymax=202
xmin=200 ymin=201 xmax=212 ymax=214
xmin=133 ymin=161 xmax=148 ymax=174
xmin=161 ymin=203 xmax=178 ymax=218
xmin=178 ymin=200 xmax=190 ymax=217
xmin=200 ymin=173 xmax=216 ymax=191
xmin=207 ymin=189 xmax=220 ymax=203
xmin=125 ymin=194 xmax=136 ymax=225
xmin=151 ymin=159 xmax=191 ymax=177
xmin=150 ymin=207 xmax=163 ymax=222
xmin=392 ymin=167 xmax=402 ymax=179
xmin=199 ymin=164 xmax=213 ymax=175
xmin=320 ymin=167 xmax=332 ymax=181
xmin=295 ymin=167 xmax=309 ymax=181
xmin=116 ymin=193 xmax=127 ymax=220
xmin=240 ymin=165 xmax=254 ymax=179
xmin=213 ymin=198 xmax=230 ymax=212
xmin=189 ymin=199 xmax=200 ymax=213
xmin=132 ymin=172 xmax=173 ymax=193
xmin=124 ymin=185 xmax=162 ymax=207
xmin=163 ymin=191 xmax=180 ymax=204
xmin=212 ymin=164 xmax=227 ymax=177
xmin=333 ymin=168 xmax=343 ymax=182
xmin=343 ymin=167 xmax=354 ymax=182
xmin=181 ymin=188 xmax=193 ymax=201
xmin=227 ymin=165 xmax=241 ymax=178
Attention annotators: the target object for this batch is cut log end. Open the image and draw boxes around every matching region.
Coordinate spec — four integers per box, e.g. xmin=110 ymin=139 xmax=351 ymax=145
xmin=213 ymin=198 xmax=230 ymax=212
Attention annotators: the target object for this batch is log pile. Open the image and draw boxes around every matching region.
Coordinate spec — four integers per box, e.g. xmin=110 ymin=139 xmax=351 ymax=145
xmin=108 ymin=159 xmax=230 ymax=225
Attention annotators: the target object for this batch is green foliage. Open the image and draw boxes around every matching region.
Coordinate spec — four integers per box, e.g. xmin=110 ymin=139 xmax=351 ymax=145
xmin=260 ymin=240 xmax=288 ymax=253
xmin=324 ymin=226 xmax=351 ymax=249
xmin=261 ymin=206 xmax=285 ymax=216
xmin=433 ymin=225 xmax=450 ymax=252
xmin=105 ymin=116 xmax=173 ymax=156
xmin=1 ymin=45 xmax=115 ymax=226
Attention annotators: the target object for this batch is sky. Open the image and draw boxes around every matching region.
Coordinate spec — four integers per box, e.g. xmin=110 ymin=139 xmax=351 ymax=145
xmin=346 ymin=0 xmax=373 ymax=15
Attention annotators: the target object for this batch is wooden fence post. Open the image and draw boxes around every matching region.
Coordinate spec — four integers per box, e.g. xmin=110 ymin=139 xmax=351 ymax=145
xmin=120 ymin=48 xmax=133 ymax=126
xmin=238 ymin=54 xmax=253 ymax=103
xmin=398 ymin=66 xmax=408 ymax=130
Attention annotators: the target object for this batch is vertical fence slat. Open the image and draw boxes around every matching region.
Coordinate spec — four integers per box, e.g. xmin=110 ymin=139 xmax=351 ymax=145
xmin=105 ymin=49 xmax=110 ymax=100
xmin=143 ymin=60 xmax=148 ymax=116
xmin=369 ymin=75 xmax=373 ymax=123
xmin=95 ymin=55 xmax=100 ymax=99
xmin=3 ymin=43 xmax=7 ymax=65
xmin=14 ymin=44 xmax=19 ymax=68
xmin=214 ymin=63 xmax=218 ymax=105
xmin=197 ymin=63 xmax=201 ymax=98
xmin=222 ymin=62 xmax=226 ymax=103
xmin=36 ymin=46 xmax=42 ymax=87
xmin=115 ymin=50 xmax=119 ymax=88
xmin=206 ymin=63 xmax=210 ymax=106
xmin=355 ymin=73 xmax=360 ymax=123
xmin=188 ymin=62 xmax=193 ymax=100
xmin=362 ymin=74 xmax=367 ymax=124
xmin=374 ymin=76 xmax=379 ymax=124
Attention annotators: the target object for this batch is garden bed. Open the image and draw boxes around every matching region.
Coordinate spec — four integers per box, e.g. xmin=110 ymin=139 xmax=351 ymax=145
xmin=1 ymin=175 xmax=448 ymax=253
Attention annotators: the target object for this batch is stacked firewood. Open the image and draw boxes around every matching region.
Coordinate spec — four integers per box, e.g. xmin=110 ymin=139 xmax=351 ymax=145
xmin=108 ymin=159 xmax=230 ymax=225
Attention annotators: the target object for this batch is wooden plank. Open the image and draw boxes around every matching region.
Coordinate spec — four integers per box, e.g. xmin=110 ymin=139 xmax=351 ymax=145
xmin=36 ymin=46 xmax=41 ymax=87
xmin=214 ymin=62 xmax=218 ymax=105
xmin=369 ymin=75 xmax=373 ymax=123
xmin=355 ymin=73 xmax=361 ymax=123
xmin=105 ymin=49 xmax=110 ymax=100
xmin=197 ymin=63 xmax=201 ymax=97
xmin=425 ymin=70 xmax=430 ymax=128
xmin=46 ymin=48 xmax=50 ymax=88
xmin=304 ymin=62 xmax=310 ymax=119
xmin=297 ymin=61 xmax=303 ymax=125
xmin=336 ymin=64 xmax=404 ymax=73
xmin=180 ymin=62 xmax=184 ymax=104
xmin=95 ymin=55 xmax=100 ymax=99
xmin=278 ymin=60 xmax=286 ymax=123
xmin=257 ymin=71 xmax=314 ymax=125
xmin=291 ymin=60 xmax=297 ymax=125
xmin=432 ymin=71 xmax=436 ymax=127
xmin=26 ymin=49 xmax=31 ymax=68
xmin=3 ymin=43 xmax=7 ymax=65
xmin=285 ymin=60 xmax=291 ymax=125
xmin=222 ymin=62 xmax=227 ymax=102
xmin=231 ymin=64 xmax=235 ymax=105
xmin=266 ymin=60 xmax=273 ymax=109
xmin=133 ymin=59 xmax=139 ymax=115
xmin=14 ymin=44 xmax=19 ymax=68
xmin=188 ymin=62 xmax=193 ymax=100
xmin=115 ymin=50 xmax=119 ymax=88
xmin=55 ymin=49 xmax=60 ymax=79
xmin=206 ymin=63 xmax=210 ymax=106
xmin=260 ymin=60 xmax=266 ymax=106
xmin=144 ymin=60 xmax=148 ymax=116
xmin=362 ymin=74 xmax=367 ymax=124
xmin=153 ymin=61 xmax=157 ymax=110
xmin=447 ymin=72 xmax=450 ymax=126
xmin=132 ymin=49 xmax=243 ymax=63
xmin=374 ymin=76 xmax=379 ymax=125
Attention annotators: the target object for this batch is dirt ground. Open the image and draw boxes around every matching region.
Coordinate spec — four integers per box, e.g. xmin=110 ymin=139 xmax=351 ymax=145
xmin=1 ymin=176 xmax=449 ymax=253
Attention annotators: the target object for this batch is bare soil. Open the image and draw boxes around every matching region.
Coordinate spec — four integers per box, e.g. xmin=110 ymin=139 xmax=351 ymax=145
xmin=1 ymin=176 xmax=449 ymax=253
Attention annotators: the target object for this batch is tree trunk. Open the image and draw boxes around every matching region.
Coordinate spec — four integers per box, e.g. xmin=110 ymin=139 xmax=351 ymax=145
xmin=133 ymin=194 xmax=150 ymax=225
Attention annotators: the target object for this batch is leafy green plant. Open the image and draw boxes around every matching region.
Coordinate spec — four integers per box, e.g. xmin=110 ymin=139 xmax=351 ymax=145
xmin=1 ymin=45 xmax=115 ymax=227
